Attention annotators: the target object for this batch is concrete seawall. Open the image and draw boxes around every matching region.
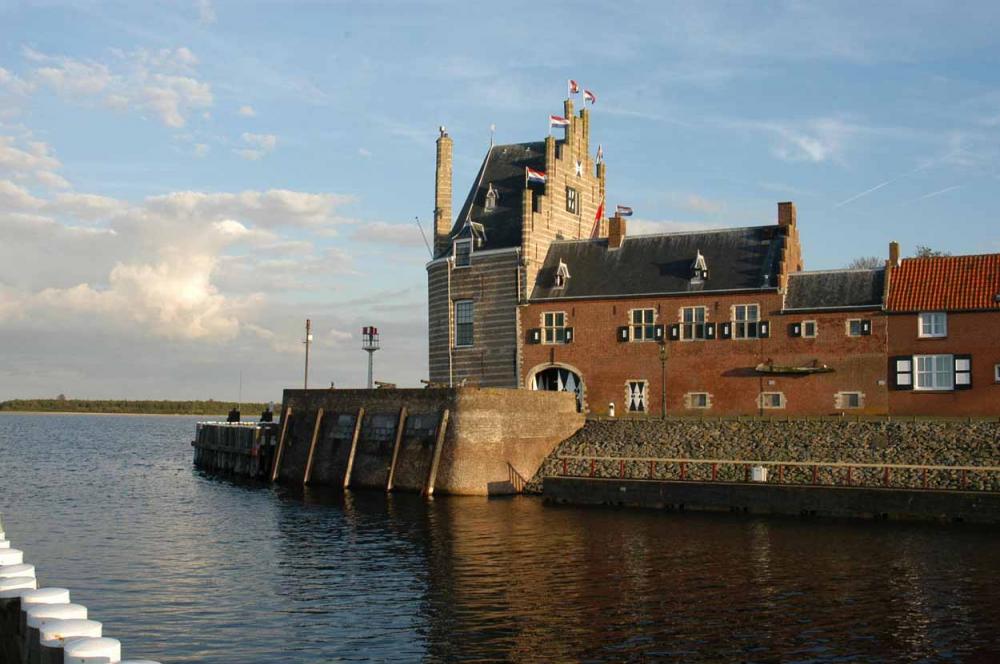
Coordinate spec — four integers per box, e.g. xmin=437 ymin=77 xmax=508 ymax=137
xmin=544 ymin=477 xmax=1000 ymax=524
xmin=265 ymin=387 xmax=583 ymax=495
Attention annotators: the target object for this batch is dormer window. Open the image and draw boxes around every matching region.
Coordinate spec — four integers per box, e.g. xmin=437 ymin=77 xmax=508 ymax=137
xmin=484 ymin=184 xmax=498 ymax=211
xmin=691 ymin=250 xmax=709 ymax=282
xmin=554 ymin=260 xmax=570 ymax=288
xmin=454 ymin=239 xmax=472 ymax=267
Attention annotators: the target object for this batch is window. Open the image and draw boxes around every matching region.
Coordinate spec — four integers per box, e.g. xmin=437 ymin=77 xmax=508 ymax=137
xmin=454 ymin=239 xmax=472 ymax=267
xmin=566 ymin=186 xmax=578 ymax=214
xmin=733 ymin=304 xmax=760 ymax=339
xmin=914 ymin=354 xmax=953 ymax=390
xmin=543 ymin=312 xmax=568 ymax=344
xmin=680 ymin=307 xmax=707 ymax=340
xmin=995 ymin=364 xmax=1000 ymax=383
xmin=630 ymin=309 xmax=656 ymax=341
xmin=484 ymin=183 xmax=498 ymax=211
xmin=802 ymin=320 xmax=817 ymax=338
xmin=847 ymin=319 xmax=863 ymax=337
xmin=626 ymin=380 xmax=648 ymax=412
xmin=554 ymin=260 xmax=570 ymax=288
xmin=760 ymin=392 xmax=784 ymax=409
xmin=837 ymin=392 xmax=863 ymax=409
xmin=919 ymin=312 xmax=947 ymax=338
xmin=687 ymin=392 xmax=710 ymax=409
xmin=454 ymin=300 xmax=474 ymax=347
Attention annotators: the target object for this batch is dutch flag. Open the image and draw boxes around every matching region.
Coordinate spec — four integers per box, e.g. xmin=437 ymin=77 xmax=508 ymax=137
xmin=549 ymin=115 xmax=570 ymax=128
xmin=583 ymin=89 xmax=597 ymax=105
xmin=526 ymin=167 xmax=547 ymax=184
xmin=615 ymin=205 xmax=633 ymax=217
xmin=568 ymin=79 xmax=580 ymax=95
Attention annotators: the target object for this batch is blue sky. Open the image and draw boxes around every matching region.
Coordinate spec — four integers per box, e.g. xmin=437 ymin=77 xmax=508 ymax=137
xmin=1 ymin=1 xmax=998 ymax=400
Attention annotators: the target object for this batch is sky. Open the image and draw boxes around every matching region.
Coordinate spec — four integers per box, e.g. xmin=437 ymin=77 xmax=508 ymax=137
xmin=1 ymin=1 xmax=998 ymax=401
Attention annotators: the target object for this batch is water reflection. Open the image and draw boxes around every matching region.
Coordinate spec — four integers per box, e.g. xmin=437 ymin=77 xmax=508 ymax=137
xmin=1 ymin=414 xmax=999 ymax=662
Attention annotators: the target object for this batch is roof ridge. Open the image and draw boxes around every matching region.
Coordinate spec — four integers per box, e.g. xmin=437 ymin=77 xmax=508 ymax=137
xmin=623 ymin=224 xmax=775 ymax=240
xmin=901 ymin=252 xmax=1000 ymax=262
xmin=790 ymin=267 xmax=885 ymax=276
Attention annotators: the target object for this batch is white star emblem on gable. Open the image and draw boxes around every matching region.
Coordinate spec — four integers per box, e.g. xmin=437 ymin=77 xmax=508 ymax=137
xmin=574 ymin=160 xmax=583 ymax=176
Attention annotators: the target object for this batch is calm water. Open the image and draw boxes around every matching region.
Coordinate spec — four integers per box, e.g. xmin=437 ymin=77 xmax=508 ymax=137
xmin=1 ymin=414 xmax=999 ymax=662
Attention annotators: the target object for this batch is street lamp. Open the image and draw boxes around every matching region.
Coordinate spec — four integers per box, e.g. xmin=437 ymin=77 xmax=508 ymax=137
xmin=659 ymin=341 xmax=668 ymax=418
xmin=362 ymin=326 xmax=380 ymax=389
xmin=303 ymin=319 xmax=313 ymax=389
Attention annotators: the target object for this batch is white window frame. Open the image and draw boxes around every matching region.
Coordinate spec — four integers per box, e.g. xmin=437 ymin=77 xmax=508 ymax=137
xmin=760 ymin=392 xmax=785 ymax=409
xmin=802 ymin=320 xmax=818 ymax=338
xmin=680 ymin=306 xmax=707 ymax=341
xmin=686 ymin=392 xmax=710 ymax=409
xmin=629 ymin=308 xmax=656 ymax=342
xmin=626 ymin=380 xmax=649 ymax=412
xmin=914 ymin=354 xmax=954 ymax=391
xmin=454 ymin=300 xmax=474 ymax=348
xmin=542 ymin=311 xmax=568 ymax=345
xmin=918 ymin=312 xmax=948 ymax=338
xmin=837 ymin=391 xmax=863 ymax=409
xmin=453 ymin=239 xmax=473 ymax=268
xmin=733 ymin=304 xmax=760 ymax=339
xmin=995 ymin=363 xmax=1000 ymax=383
xmin=846 ymin=318 xmax=863 ymax=337
xmin=566 ymin=186 xmax=578 ymax=214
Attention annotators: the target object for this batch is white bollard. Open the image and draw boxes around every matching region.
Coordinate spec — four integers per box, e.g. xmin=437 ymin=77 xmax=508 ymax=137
xmin=39 ymin=619 xmax=102 ymax=664
xmin=26 ymin=604 xmax=89 ymax=664
xmin=21 ymin=587 xmax=71 ymax=637
xmin=64 ymin=636 xmax=121 ymax=663
xmin=0 ymin=563 xmax=35 ymax=579
xmin=0 ymin=548 xmax=24 ymax=565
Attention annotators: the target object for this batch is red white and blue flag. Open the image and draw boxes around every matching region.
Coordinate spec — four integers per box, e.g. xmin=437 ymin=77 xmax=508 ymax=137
xmin=526 ymin=167 xmax=547 ymax=184
xmin=596 ymin=144 xmax=604 ymax=163
xmin=549 ymin=115 xmax=570 ymax=128
xmin=615 ymin=205 xmax=633 ymax=217
xmin=568 ymin=79 xmax=580 ymax=95
xmin=583 ymin=89 xmax=597 ymax=105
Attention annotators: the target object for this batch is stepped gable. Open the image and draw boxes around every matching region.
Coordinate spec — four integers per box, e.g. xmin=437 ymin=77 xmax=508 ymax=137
xmin=530 ymin=225 xmax=785 ymax=300
xmin=886 ymin=254 xmax=1000 ymax=312
xmin=449 ymin=141 xmax=546 ymax=252
xmin=784 ymin=268 xmax=885 ymax=311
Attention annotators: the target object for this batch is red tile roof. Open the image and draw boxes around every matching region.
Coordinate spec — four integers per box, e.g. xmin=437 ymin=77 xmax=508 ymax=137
xmin=886 ymin=254 xmax=1000 ymax=312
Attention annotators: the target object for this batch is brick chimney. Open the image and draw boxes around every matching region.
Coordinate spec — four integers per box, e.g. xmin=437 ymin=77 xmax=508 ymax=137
xmin=608 ymin=214 xmax=626 ymax=249
xmin=888 ymin=240 xmax=900 ymax=267
xmin=778 ymin=201 xmax=796 ymax=227
xmin=433 ymin=127 xmax=453 ymax=257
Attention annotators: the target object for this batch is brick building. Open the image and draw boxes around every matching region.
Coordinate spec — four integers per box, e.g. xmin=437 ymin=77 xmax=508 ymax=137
xmin=425 ymin=98 xmax=1000 ymax=417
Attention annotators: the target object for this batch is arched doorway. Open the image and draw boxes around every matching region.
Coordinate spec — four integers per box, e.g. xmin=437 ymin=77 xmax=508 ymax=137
xmin=527 ymin=364 xmax=585 ymax=412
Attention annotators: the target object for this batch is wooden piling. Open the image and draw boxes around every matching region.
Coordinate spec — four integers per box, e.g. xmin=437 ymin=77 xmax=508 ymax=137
xmin=303 ymin=408 xmax=325 ymax=485
xmin=270 ymin=407 xmax=293 ymax=482
xmin=342 ymin=407 xmax=365 ymax=489
xmin=422 ymin=409 xmax=450 ymax=497
xmin=385 ymin=407 xmax=408 ymax=493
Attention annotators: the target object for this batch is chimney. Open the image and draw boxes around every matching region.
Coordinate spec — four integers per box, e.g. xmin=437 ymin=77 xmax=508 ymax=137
xmin=888 ymin=241 xmax=900 ymax=267
xmin=608 ymin=214 xmax=626 ymax=249
xmin=777 ymin=201 xmax=796 ymax=227
xmin=433 ymin=127 xmax=453 ymax=257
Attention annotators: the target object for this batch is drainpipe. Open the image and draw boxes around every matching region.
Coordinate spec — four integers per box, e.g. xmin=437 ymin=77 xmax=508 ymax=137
xmin=447 ymin=256 xmax=454 ymax=388
xmin=659 ymin=342 xmax=667 ymax=418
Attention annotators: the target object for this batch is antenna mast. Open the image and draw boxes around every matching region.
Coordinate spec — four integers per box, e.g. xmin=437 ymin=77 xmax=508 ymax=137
xmin=362 ymin=326 xmax=380 ymax=389
xmin=303 ymin=319 xmax=313 ymax=389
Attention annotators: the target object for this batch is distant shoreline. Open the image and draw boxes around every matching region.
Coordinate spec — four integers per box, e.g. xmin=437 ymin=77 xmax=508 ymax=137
xmin=0 ymin=398 xmax=273 ymax=417
xmin=0 ymin=411 xmax=235 ymax=417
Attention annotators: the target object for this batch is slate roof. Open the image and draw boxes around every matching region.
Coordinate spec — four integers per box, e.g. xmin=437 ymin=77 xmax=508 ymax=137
xmin=783 ymin=268 xmax=885 ymax=311
xmin=530 ymin=226 xmax=786 ymax=300
xmin=446 ymin=141 xmax=546 ymax=255
xmin=886 ymin=254 xmax=1000 ymax=312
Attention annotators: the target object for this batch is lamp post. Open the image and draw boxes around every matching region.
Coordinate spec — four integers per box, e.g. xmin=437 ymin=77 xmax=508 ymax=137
xmin=362 ymin=326 xmax=380 ymax=389
xmin=303 ymin=319 xmax=313 ymax=389
xmin=659 ymin=341 xmax=668 ymax=419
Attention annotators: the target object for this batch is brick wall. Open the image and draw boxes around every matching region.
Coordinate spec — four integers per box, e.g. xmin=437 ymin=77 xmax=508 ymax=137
xmin=521 ymin=292 xmax=890 ymax=416
xmin=888 ymin=311 xmax=1000 ymax=416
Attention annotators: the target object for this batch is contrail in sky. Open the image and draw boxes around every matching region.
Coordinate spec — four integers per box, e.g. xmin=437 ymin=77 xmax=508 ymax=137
xmin=833 ymin=163 xmax=933 ymax=209
xmin=913 ymin=184 xmax=962 ymax=201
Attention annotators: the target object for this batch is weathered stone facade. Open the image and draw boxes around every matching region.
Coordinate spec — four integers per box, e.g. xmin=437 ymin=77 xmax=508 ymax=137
xmin=530 ymin=417 xmax=1000 ymax=492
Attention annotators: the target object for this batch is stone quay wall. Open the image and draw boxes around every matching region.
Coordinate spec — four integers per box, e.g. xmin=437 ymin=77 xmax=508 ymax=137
xmin=529 ymin=417 xmax=1000 ymax=493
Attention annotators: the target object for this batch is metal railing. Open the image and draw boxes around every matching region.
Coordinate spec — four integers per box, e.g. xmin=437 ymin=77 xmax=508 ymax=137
xmin=552 ymin=455 xmax=1000 ymax=492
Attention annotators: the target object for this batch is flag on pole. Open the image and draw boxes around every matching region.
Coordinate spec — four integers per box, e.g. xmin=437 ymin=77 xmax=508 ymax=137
xmin=596 ymin=144 xmax=604 ymax=164
xmin=549 ymin=115 xmax=570 ymax=128
xmin=615 ymin=205 xmax=633 ymax=217
xmin=583 ymin=89 xmax=597 ymax=105
xmin=591 ymin=197 xmax=605 ymax=238
xmin=526 ymin=167 xmax=547 ymax=184
xmin=568 ymin=79 xmax=580 ymax=95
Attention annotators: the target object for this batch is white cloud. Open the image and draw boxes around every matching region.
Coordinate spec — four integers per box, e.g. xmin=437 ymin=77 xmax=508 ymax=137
xmin=23 ymin=46 xmax=213 ymax=128
xmin=193 ymin=143 xmax=210 ymax=157
xmin=351 ymin=221 xmax=427 ymax=248
xmin=0 ymin=136 xmax=67 ymax=188
xmin=675 ymin=193 xmax=726 ymax=215
xmin=628 ymin=218 xmax=723 ymax=236
xmin=197 ymin=0 xmax=216 ymax=25
xmin=0 ymin=179 xmax=46 ymax=210
xmin=238 ymin=105 xmax=256 ymax=117
xmin=235 ymin=132 xmax=277 ymax=160
xmin=358 ymin=147 xmax=372 ymax=158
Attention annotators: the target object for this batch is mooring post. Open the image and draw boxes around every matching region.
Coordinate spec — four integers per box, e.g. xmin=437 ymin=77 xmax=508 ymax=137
xmin=385 ymin=407 xmax=408 ymax=493
xmin=270 ymin=407 xmax=293 ymax=483
xmin=342 ymin=407 xmax=365 ymax=490
xmin=422 ymin=409 xmax=450 ymax=497
xmin=303 ymin=408 xmax=325 ymax=485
